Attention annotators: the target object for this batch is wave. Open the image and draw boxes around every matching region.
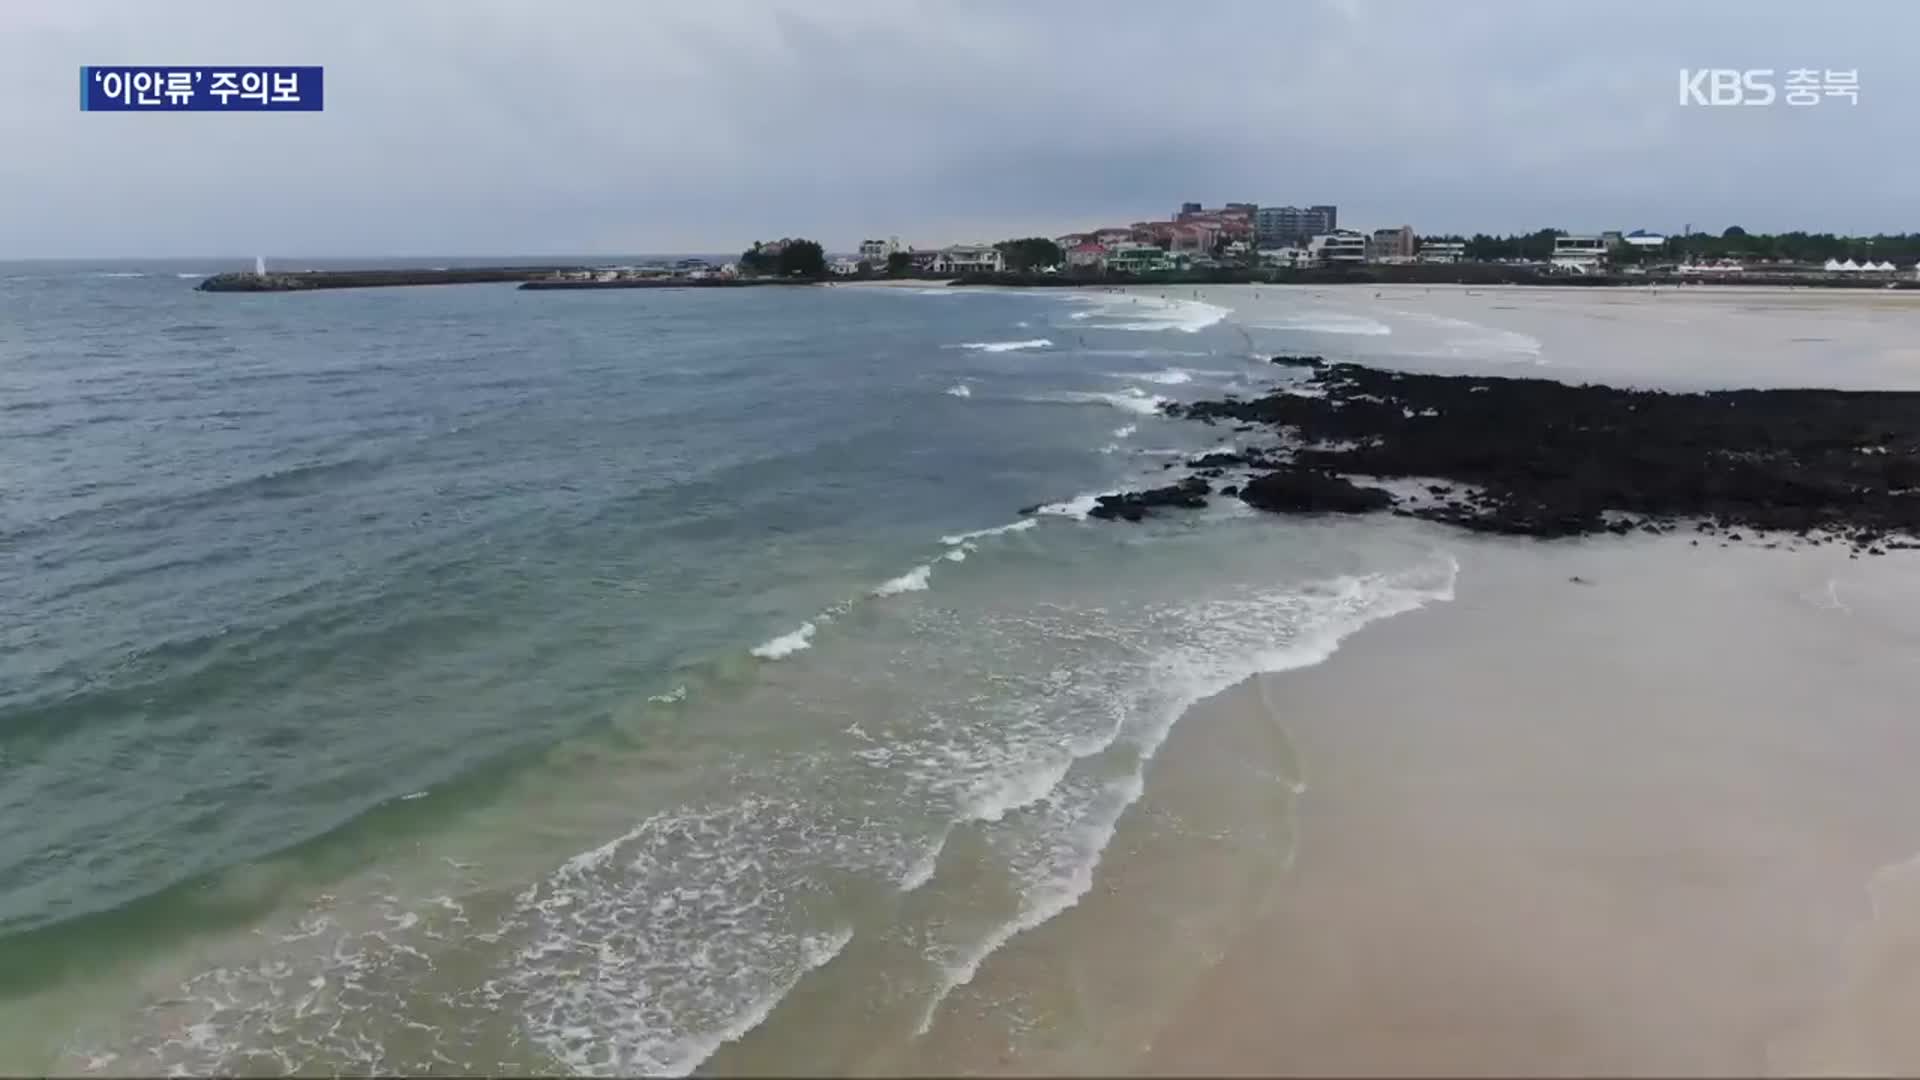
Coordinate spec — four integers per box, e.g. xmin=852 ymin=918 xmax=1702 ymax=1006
xmin=941 ymin=519 xmax=1036 ymax=546
xmin=1066 ymin=294 xmax=1230 ymax=333
xmin=647 ymin=685 xmax=688 ymax=704
xmin=958 ymin=339 xmax=1052 ymax=353
xmin=1112 ymin=423 xmax=1138 ymax=439
xmin=911 ymin=554 xmax=1461 ymax=1038
xmin=1030 ymin=492 xmax=1105 ymax=520
xmin=873 ymin=564 xmax=934 ymax=596
xmin=1112 ymin=368 xmax=1192 ymax=385
xmin=944 ymin=383 xmax=972 ymax=398
xmin=174 ymin=272 xmax=210 ymax=279
xmin=750 ymin=621 xmax=817 ymax=659
xmin=89 ymin=271 xmax=146 ymax=278
xmin=506 ymin=796 xmax=860 ymax=1075
xmin=1049 ymin=388 xmax=1169 ymax=416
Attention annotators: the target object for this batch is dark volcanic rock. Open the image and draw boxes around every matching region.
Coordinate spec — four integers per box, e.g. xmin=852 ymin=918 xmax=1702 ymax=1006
xmin=1270 ymin=354 xmax=1326 ymax=368
xmin=1087 ymin=477 xmax=1212 ymax=522
xmin=1237 ymin=468 xmax=1394 ymax=515
xmin=1167 ymin=362 xmax=1920 ymax=544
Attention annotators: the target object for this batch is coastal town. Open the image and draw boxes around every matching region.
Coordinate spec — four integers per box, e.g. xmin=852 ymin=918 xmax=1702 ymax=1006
xmin=534 ymin=199 xmax=1920 ymax=287
xmin=196 ymin=200 xmax=1920 ymax=293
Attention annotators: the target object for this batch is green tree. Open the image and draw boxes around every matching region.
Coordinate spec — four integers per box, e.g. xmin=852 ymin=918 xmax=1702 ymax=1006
xmin=886 ymin=251 xmax=913 ymax=277
xmin=777 ymin=239 xmax=827 ymax=279
xmin=994 ymin=237 xmax=1065 ymax=272
xmin=739 ymin=241 xmax=775 ymax=276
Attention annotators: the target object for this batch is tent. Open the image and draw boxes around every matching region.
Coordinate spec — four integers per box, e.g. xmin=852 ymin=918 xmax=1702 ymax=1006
xmin=1825 ymin=258 xmax=1844 ymax=271
xmin=1840 ymin=259 xmax=1862 ymax=271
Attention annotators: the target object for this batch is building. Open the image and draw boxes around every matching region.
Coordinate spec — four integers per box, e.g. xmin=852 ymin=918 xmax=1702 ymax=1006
xmin=1551 ymin=235 xmax=1608 ymax=272
xmin=1369 ymin=226 xmax=1416 ymax=263
xmin=1622 ymin=229 xmax=1667 ymax=249
xmin=829 ymin=257 xmax=862 ymax=276
xmin=1105 ymin=242 xmax=1169 ymax=274
xmin=1416 ymin=240 xmax=1467 ymax=264
xmin=1307 ymin=230 xmax=1367 ymax=266
xmin=1172 ymin=202 xmax=1256 ymax=242
xmin=931 ymin=245 xmax=1005 ymax=274
xmin=1259 ymin=247 xmax=1314 ymax=269
xmin=1131 ymin=220 xmax=1178 ymax=246
xmin=907 ymin=250 xmax=940 ymax=272
xmin=1093 ymin=227 xmax=1135 ymax=246
xmin=1065 ymin=241 xmax=1108 ymax=270
xmin=1169 ymin=222 xmax=1220 ymax=253
xmin=1256 ymin=204 xmax=1337 ymax=247
xmin=858 ymin=236 xmax=901 ymax=263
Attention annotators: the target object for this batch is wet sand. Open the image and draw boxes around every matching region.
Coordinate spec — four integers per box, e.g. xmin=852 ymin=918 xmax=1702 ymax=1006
xmin=1136 ymin=534 xmax=1920 ymax=1075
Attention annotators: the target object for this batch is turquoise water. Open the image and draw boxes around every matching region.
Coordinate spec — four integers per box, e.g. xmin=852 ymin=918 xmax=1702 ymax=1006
xmin=0 ymin=267 xmax=1451 ymax=1073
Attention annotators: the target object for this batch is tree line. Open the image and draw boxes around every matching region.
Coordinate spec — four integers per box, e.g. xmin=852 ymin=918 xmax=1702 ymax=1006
xmin=1420 ymin=228 xmax=1920 ymax=265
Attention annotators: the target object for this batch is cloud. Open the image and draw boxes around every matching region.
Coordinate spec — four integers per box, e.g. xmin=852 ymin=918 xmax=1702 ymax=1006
xmin=0 ymin=0 xmax=1914 ymax=256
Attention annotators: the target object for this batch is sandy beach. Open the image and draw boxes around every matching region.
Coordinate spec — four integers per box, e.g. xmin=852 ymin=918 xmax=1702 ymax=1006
xmin=1118 ymin=531 xmax=1920 ymax=1075
xmin=960 ymin=283 xmax=1920 ymax=1076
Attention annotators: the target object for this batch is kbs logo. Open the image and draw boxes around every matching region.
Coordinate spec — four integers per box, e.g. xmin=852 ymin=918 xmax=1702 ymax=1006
xmin=1678 ymin=69 xmax=1859 ymax=107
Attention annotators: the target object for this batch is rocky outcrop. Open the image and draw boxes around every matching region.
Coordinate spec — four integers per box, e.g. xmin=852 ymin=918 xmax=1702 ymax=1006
xmin=1237 ymin=468 xmax=1394 ymax=515
xmin=1065 ymin=362 xmax=1920 ymax=550
xmin=1087 ymin=478 xmax=1211 ymax=522
xmin=1167 ymin=363 xmax=1920 ymax=548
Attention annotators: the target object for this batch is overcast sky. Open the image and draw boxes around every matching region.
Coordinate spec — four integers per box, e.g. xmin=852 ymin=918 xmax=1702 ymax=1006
xmin=1 ymin=1 xmax=1914 ymax=257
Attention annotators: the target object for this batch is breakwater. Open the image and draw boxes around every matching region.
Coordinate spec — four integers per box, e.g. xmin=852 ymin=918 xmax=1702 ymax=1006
xmin=517 ymin=278 xmax=815 ymax=290
xmin=198 ymin=267 xmax=591 ymax=292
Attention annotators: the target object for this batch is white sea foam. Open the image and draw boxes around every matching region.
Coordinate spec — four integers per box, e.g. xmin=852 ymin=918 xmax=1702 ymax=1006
xmin=174 ymin=272 xmax=209 ymax=279
xmin=750 ymin=621 xmax=817 ymax=659
xmin=910 ymin=555 xmax=1461 ymax=1038
xmin=899 ymin=831 xmax=949 ymax=892
xmin=962 ymin=755 xmax=1075 ymax=823
xmin=958 ymin=338 xmax=1052 ymax=353
xmin=940 ymin=519 xmax=1036 ymax=546
xmin=1115 ymin=368 xmax=1193 ymax=385
xmin=1067 ymin=293 xmax=1230 ymax=333
xmin=1112 ymin=423 xmax=1138 ymax=439
xmin=1052 ymin=388 xmax=1169 ymax=416
xmin=944 ymin=382 xmax=972 ymax=398
xmin=874 ymin=564 xmax=934 ymax=596
xmin=505 ymin=797 xmax=862 ymax=1076
xmin=91 ymin=271 xmax=146 ymax=278
xmin=648 ymin=685 xmax=688 ymax=704
xmin=1031 ymin=492 xmax=1105 ymax=520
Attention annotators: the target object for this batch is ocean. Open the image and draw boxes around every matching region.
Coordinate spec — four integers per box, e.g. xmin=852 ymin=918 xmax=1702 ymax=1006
xmin=0 ymin=265 xmax=1478 ymax=1074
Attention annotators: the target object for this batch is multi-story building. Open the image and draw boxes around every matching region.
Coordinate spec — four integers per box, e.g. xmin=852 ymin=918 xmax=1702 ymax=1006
xmin=858 ymin=236 xmax=901 ymax=263
xmin=931 ymin=245 xmax=1005 ymax=274
xmin=1065 ymin=241 xmax=1108 ymax=269
xmin=1307 ymin=230 xmax=1368 ymax=266
xmin=1369 ymin=226 xmax=1416 ymax=263
xmin=1416 ymin=240 xmax=1467 ymax=264
xmin=1255 ymin=204 xmax=1338 ymax=247
xmin=1105 ymin=242 xmax=1169 ymax=274
xmin=1551 ymin=235 xmax=1608 ymax=272
xmin=1169 ymin=222 xmax=1220 ymax=253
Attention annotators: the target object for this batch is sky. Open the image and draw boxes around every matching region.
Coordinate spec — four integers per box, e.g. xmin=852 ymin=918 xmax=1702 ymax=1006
xmin=1 ymin=0 xmax=1915 ymax=258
